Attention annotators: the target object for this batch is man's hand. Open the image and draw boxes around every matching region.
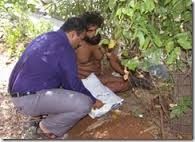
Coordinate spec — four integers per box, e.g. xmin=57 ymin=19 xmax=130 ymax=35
xmin=123 ymin=67 xmax=130 ymax=81
xmin=106 ymin=52 xmax=118 ymax=62
xmin=93 ymin=100 xmax=104 ymax=109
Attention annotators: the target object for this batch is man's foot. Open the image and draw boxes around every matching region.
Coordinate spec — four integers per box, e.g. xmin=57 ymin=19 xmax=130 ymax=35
xmin=36 ymin=122 xmax=57 ymax=139
xmin=36 ymin=127 xmax=56 ymax=139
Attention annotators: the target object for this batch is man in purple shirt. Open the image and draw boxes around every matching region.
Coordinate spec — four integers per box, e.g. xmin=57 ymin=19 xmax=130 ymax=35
xmin=8 ymin=17 xmax=103 ymax=139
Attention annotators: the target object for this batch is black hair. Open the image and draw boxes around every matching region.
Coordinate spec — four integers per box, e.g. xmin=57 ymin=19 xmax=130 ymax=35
xmin=84 ymin=33 xmax=101 ymax=45
xmin=60 ymin=17 xmax=86 ymax=35
xmin=80 ymin=11 xmax=104 ymax=29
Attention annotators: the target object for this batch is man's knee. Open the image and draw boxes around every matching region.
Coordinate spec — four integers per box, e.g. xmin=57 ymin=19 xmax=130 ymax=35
xmin=74 ymin=96 xmax=93 ymax=114
xmin=106 ymin=80 xmax=131 ymax=92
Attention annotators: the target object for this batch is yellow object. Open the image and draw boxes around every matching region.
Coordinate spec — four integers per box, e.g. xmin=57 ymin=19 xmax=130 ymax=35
xmin=108 ymin=39 xmax=116 ymax=49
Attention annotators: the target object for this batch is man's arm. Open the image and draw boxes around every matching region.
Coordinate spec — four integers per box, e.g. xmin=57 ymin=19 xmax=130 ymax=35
xmin=77 ymin=61 xmax=99 ymax=72
xmin=59 ymin=49 xmax=97 ymax=103
xmin=59 ymin=51 xmax=104 ymax=108
xmin=106 ymin=51 xmax=132 ymax=81
xmin=77 ymin=60 xmax=101 ymax=78
xmin=106 ymin=52 xmax=125 ymax=75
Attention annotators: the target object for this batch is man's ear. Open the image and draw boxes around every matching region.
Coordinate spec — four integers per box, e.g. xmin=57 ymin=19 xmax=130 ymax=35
xmin=68 ymin=31 xmax=73 ymax=38
xmin=70 ymin=31 xmax=77 ymax=39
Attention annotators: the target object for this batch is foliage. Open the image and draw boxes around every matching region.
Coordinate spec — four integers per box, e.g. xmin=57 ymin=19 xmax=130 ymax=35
xmin=169 ymin=97 xmax=192 ymax=119
xmin=43 ymin=0 xmax=192 ymax=72
xmin=0 ymin=0 xmax=53 ymax=57
xmin=121 ymin=57 xmax=139 ymax=71
xmin=0 ymin=0 xmax=192 ymax=70
xmin=105 ymin=0 xmax=192 ymax=71
xmin=99 ymin=38 xmax=117 ymax=49
xmin=0 ymin=0 xmax=38 ymax=13
xmin=4 ymin=19 xmax=52 ymax=57
xmin=43 ymin=0 xmax=108 ymax=20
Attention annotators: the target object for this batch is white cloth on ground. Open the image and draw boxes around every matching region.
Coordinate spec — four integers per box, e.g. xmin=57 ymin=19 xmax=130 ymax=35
xmin=81 ymin=73 xmax=124 ymax=119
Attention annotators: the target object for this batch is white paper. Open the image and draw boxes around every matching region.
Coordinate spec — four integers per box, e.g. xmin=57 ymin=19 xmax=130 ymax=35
xmin=82 ymin=73 xmax=123 ymax=119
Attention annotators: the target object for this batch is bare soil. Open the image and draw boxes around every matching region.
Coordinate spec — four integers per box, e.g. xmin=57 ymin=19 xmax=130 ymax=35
xmin=68 ymin=114 xmax=154 ymax=139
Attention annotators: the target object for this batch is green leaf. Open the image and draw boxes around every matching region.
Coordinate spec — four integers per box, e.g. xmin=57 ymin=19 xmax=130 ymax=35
xmin=123 ymin=30 xmax=131 ymax=39
xmin=27 ymin=0 xmax=40 ymax=4
xmin=172 ymin=1 xmax=185 ymax=18
xmin=166 ymin=47 xmax=181 ymax=65
xmin=108 ymin=0 xmax=117 ymax=10
xmin=182 ymin=11 xmax=192 ymax=22
xmin=121 ymin=8 xmax=133 ymax=17
xmin=139 ymin=60 xmax=151 ymax=70
xmin=153 ymin=34 xmax=162 ymax=47
xmin=116 ymin=8 xmax=122 ymax=19
xmin=186 ymin=0 xmax=192 ymax=7
xmin=121 ymin=57 xmax=140 ymax=71
xmin=165 ymin=41 xmax=174 ymax=53
xmin=175 ymin=32 xmax=192 ymax=50
xmin=170 ymin=108 xmax=182 ymax=118
xmin=126 ymin=8 xmax=134 ymax=17
xmin=177 ymin=38 xmax=192 ymax=50
xmin=143 ymin=37 xmax=150 ymax=49
xmin=129 ymin=0 xmax=135 ymax=8
xmin=170 ymin=97 xmax=192 ymax=119
xmin=137 ymin=31 xmax=145 ymax=49
xmin=144 ymin=0 xmax=155 ymax=12
xmin=99 ymin=39 xmax=110 ymax=46
xmin=180 ymin=97 xmax=192 ymax=107
xmin=174 ymin=32 xmax=189 ymax=40
xmin=146 ymin=24 xmax=162 ymax=47
xmin=122 ymin=8 xmax=127 ymax=14
xmin=164 ymin=0 xmax=172 ymax=5
xmin=122 ymin=49 xmax=129 ymax=57
xmin=114 ymin=28 xmax=123 ymax=39
xmin=140 ymin=3 xmax=146 ymax=13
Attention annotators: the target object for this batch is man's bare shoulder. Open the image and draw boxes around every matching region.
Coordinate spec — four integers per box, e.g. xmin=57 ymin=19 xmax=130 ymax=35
xmin=77 ymin=41 xmax=92 ymax=51
xmin=80 ymin=40 xmax=97 ymax=47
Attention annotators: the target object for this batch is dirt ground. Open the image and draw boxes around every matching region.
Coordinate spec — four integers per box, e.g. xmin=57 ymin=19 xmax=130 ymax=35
xmin=0 ymin=45 xmax=192 ymax=140
xmin=68 ymin=114 xmax=154 ymax=139
xmin=0 ymin=93 xmax=157 ymax=140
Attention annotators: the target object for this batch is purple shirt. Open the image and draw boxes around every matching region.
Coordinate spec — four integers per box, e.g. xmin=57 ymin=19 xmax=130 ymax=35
xmin=8 ymin=29 xmax=96 ymax=103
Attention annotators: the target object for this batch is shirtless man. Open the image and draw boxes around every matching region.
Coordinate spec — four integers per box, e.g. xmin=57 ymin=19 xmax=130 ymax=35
xmin=76 ymin=12 xmax=131 ymax=93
